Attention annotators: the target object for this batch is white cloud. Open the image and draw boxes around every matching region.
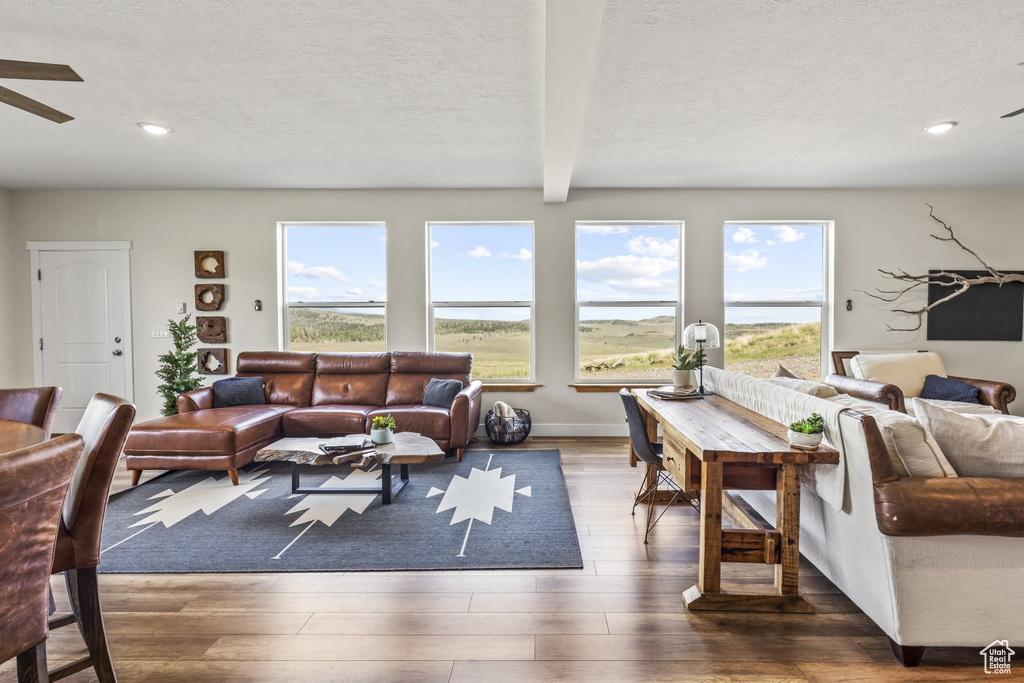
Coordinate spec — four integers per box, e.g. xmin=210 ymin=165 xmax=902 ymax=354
xmin=346 ymin=287 xmax=364 ymax=297
xmin=380 ymin=236 xmax=387 ymax=243
xmin=365 ymin=278 xmax=385 ymax=289
xmin=508 ymin=248 xmax=532 ymax=260
xmin=577 ymin=255 xmax=678 ymax=294
xmin=772 ymin=225 xmax=805 ymax=243
xmin=724 ymin=249 xmax=769 ymax=272
xmin=287 ymin=260 xmax=350 ymax=282
xmin=288 ymin=286 xmax=323 ymax=301
xmin=430 ymin=240 xmax=439 ymax=248
xmin=464 ymin=245 xmax=492 ymax=258
xmin=732 ymin=227 xmax=758 ymax=244
xmin=627 ymin=236 xmax=678 ymax=258
xmin=578 ymin=225 xmax=631 ymax=234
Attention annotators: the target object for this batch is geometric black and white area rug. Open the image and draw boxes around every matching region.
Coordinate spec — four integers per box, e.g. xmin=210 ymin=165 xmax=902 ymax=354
xmin=99 ymin=450 xmax=583 ymax=573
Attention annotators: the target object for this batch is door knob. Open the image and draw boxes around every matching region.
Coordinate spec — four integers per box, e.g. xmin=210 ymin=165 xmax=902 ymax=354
xmin=112 ymin=349 xmax=123 ymax=356
xmin=114 ymin=336 xmax=122 ymax=343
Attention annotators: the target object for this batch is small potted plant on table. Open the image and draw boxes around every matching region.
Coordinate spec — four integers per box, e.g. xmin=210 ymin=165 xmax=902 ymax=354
xmin=371 ymin=414 xmax=397 ymax=445
xmin=672 ymin=346 xmax=704 ymax=388
xmin=788 ymin=413 xmax=824 ymax=449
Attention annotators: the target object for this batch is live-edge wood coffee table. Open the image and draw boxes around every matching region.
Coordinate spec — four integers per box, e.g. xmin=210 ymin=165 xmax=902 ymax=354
xmin=255 ymin=432 xmax=445 ymax=504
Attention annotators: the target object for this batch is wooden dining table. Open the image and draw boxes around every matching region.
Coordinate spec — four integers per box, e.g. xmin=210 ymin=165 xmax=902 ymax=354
xmin=0 ymin=418 xmax=47 ymax=453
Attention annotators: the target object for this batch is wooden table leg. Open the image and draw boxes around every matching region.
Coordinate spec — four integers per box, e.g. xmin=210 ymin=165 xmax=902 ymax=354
xmin=684 ymin=461 xmax=813 ymax=613
xmin=696 ymin=460 xmax=723 ymax=594
xmin=775 ymin=462 xmax=802 ymax=596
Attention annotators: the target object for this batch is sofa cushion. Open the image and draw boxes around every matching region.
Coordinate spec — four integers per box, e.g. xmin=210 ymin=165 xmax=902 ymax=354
xmin=236 ymin=351 xmax=316 ymax=406
xmin=827 ymin=394 xmax=956 ymax=478
xmin=905 ymin=398 xmax=1001 ymax=417
xmin=312 ymin=353 xmax=390 ymax=406
xmin=767 ymin=376 xmax=838 ymax=399
xmin=212 ymin=377 xmax=267 ymax=407
xmin=851 ymin=351 xmax=946 ymax=398
xmin=386 ymin=352 xmax=472 ymax=405
xmin=772 ymin=364 xmax=804 ymax=380
xmin=912 ymin=399 xmax=1024 ymax=477
xmin=422 ymin=378 xmax=464 ymax=408
xmin=919 ymin=374 xmax=980 ymax=403
xmin=124 ymin=405 xmax=293 ymax=457
xmin=282 ymin=405 xmax=375 ymax=437
xmin=368 ymin=405 xmax=450 ymax=441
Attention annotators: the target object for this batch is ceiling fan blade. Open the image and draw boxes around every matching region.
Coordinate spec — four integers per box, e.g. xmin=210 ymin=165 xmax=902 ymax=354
xmin=0 ymin=59 xmax=82 ymax=82
xmin=0 ymin=85 xmax=73 ymax=123
xmin=1001 ymin=106 xmax=1024 ymax=119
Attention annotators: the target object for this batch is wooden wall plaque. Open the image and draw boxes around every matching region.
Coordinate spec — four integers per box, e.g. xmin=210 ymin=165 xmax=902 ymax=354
xmin=198 ymin=348 xmax=229 ymax=375
xmin=195 ymin=250 xmax=225 ymax=278
xmin=195 ymin=284 xmax=225 ymax=311
xmin=196 ymin=316 xmax=227 ymax=343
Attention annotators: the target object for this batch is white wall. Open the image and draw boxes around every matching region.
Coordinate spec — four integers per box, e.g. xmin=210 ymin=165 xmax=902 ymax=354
xmin=7 ymin=188 xmax=1024 ymax=426
xmin=0 ymin=189 xmax=19 ymax=387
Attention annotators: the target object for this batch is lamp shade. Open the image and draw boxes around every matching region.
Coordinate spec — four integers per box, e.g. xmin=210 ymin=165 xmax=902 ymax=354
xmin=682 ymin=320 xmax=720 ymax=349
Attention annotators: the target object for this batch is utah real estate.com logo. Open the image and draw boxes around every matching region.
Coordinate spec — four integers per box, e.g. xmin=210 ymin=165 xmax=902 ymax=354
xmin=980 ymin=640 xmax=1014 ymax=675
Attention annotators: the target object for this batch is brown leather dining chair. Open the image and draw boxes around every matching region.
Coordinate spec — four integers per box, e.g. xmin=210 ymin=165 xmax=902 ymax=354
xmin=0 ymin=386 xmax=63 ymax=438
xmin=0 ymin=434 xmax=85 ymax=682
xmin=48 ymin=393 xmax=136 ymax=683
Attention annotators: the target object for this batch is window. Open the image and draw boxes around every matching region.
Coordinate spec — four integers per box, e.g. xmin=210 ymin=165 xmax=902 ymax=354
xmin=723 ymin=222 xmax=829 ymax=378
xmin=575 ymin=222 xmax=683 ymax=382
xmin=281 ymin=223 xmax=387 ymax=352
xmin=429 ymin=223 xmax=534 ymax=381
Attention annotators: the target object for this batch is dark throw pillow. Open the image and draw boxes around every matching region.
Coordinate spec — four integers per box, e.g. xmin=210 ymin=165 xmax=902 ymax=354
xmin=212 ymin=377 xmax=267 ymax=408
xmin=919 ymin=374 xmax=980 ymax=404
xmin=422 ymin=378 xmax=464 ymax=408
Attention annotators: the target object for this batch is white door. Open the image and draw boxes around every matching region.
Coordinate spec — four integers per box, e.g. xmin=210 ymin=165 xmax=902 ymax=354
xmin=36 ymin=248 xmax=133 ymax=433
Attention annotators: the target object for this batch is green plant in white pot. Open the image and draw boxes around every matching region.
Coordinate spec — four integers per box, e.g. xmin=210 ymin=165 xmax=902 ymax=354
xmin=672 ymin=346 xmax=704 ymax=388
xmin=788 ymin=413 xmax=824 ymax=449
xmin=371 ymin=414 xmax=397 ymax=445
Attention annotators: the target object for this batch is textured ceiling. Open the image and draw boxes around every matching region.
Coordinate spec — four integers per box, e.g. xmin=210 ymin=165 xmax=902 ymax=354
xmin=2 ymin=0 xmax=1023 ymax=190
xmin=0 ymin=0 xmax=543 ymax=189
xmin=575 ymin=0 xmax=1024 ymax=188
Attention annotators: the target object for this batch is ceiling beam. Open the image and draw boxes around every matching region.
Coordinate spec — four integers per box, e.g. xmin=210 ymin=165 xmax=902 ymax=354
xmin=543 ymin=0 xmax=606 ymax=203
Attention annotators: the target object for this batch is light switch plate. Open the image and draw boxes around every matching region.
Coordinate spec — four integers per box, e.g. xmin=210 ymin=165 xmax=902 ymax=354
xmin=175 ymin=302 xmax=186 ymax=314
xmin=151 ymin=327 xmax=170 ymax=338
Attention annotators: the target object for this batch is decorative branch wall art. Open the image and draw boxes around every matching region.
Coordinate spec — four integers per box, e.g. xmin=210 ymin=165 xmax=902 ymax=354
xmin=864 ymin=205 xmax=1024 ymax=335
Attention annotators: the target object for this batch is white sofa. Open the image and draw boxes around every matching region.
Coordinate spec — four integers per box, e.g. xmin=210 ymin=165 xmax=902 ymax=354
xmin=704 ymin=366 xmax=1024 ymax=666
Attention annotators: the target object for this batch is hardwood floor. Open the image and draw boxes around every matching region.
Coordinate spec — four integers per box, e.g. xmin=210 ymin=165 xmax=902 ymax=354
xmin=0 ymin=437 xmax=986 ymax=682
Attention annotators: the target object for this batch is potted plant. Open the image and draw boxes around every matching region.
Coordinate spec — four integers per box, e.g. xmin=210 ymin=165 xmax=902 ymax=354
xmin=672 ymin=346 xmax=704 ymax=388
xmin=155 ymin=314 xmax=205 ymax=416
xmin=788 ymin=413 xmax=824 ymax=449
xmin=370 ymin=414 xmax=397 ymax=444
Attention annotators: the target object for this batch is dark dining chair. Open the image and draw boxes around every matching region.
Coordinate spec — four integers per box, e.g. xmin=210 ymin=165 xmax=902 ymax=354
xmin=0 ymin=433 xmax=85 ymax=682
xmin=619 ymin=389 xmax=690 ymax=544
xmin=0 ymin=386 xmax=63 ymax=438
xmin=48 ymin=393 xmax=136 ymax=683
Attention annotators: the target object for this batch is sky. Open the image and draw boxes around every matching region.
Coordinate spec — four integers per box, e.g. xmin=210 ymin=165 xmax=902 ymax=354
xmin=284 ymin=222 xmax=823 ymax=325
xmin=724 ymin=223 xmax=824 ymax=324
xmin=576 ymin=223 xmax=680 ymax=322
xmin=285 ymin=224 xmax=387 ymax=306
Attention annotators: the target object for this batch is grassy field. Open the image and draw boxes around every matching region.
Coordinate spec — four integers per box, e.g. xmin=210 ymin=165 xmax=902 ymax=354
xmin=289 ymin=309 xmax=821 ymax=379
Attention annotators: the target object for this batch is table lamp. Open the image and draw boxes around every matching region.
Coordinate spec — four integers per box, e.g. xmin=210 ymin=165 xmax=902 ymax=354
xmin=682 ymin=320 xmax=720 ymax=395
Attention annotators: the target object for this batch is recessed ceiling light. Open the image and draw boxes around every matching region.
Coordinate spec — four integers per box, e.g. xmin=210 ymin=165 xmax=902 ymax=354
xmin=924 ymin=121 xmax=957 ymax=134
xmin=138 ymin=122 xmax=172 ymax=135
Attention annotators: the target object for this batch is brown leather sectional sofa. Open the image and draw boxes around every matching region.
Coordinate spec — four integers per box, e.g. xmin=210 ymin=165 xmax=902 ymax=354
xmin=124 ymin=351 xmax=482 ymax=485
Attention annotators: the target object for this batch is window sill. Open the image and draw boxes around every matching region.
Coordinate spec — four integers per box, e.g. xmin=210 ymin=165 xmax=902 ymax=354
xmin=480 ymin=383 xmax=543 ymax=392
xmin=570 ymin=383 xmax=665 ymax=393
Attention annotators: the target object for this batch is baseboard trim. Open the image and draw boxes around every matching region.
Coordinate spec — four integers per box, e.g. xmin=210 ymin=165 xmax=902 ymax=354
xmin=474 ymin=423 xmax=628 ymax=438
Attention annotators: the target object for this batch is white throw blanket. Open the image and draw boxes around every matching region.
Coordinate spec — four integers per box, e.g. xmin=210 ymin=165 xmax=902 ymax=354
xmin=704 ymin=367 xmax=848 ymax=511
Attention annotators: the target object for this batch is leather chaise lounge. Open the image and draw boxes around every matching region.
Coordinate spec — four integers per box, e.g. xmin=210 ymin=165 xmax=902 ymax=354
xmin=124 ymin=351 xmax=482 ymax=485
